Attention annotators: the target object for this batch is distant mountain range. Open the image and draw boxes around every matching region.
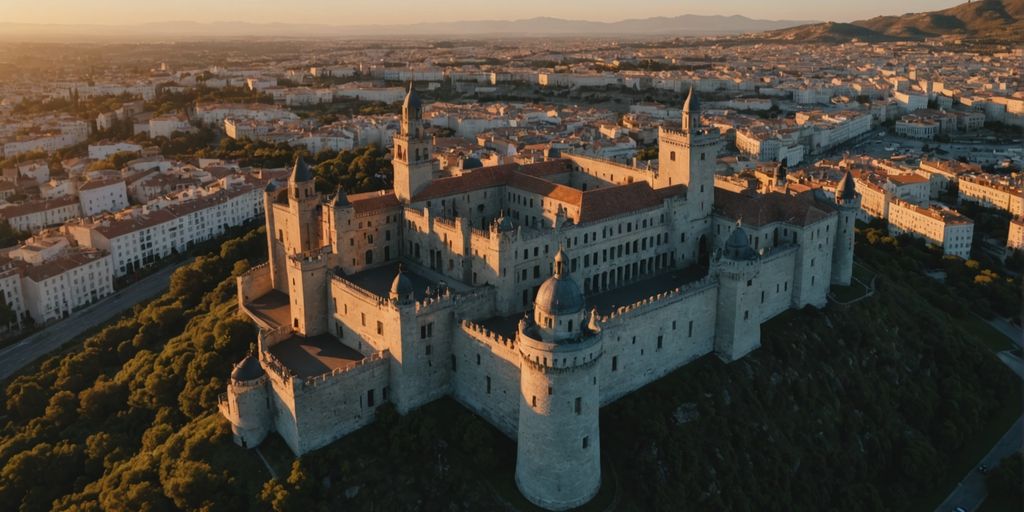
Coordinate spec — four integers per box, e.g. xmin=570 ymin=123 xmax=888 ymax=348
xmin=761 ymin=0 xmax=1024 ymax=42
xmin=0 ymin=15 xmax=816 ymax=41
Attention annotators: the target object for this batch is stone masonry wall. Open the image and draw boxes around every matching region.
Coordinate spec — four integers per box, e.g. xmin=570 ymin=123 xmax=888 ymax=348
xmin=451 ymin=321 xmax=522 ymax=438
xmin=596 ymin=278 xmax=718 ymax=405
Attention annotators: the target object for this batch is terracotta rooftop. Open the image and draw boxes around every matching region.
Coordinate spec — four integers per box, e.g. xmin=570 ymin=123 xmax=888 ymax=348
xmin=79 ymin=178 xmax=125 ymax=191
xmin=23 ymin=250 xmax=107 ymax=282
xmin=0 ymin=195 xmax=79 ymax=218
xmin=714 ymin=188 xmax=835 ymax=228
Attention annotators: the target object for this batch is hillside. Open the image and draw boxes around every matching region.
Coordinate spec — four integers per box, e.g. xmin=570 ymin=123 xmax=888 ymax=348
xmin=0 ymin=223 xmax=1019 ymax=511
xmin=761 ymin=0 xmax=1024 ymax=42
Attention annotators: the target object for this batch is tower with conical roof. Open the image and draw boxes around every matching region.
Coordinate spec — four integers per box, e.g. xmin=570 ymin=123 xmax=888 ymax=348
xmin=831 ymin=170 xmax=860 ymax=285
xmin=656 ymin=88 xmax=721 ymax=263
xmin=286 ymin=157 xmax=321 ymax=254
xmin=515 ymin=248 xmax=603 ymax=510
xmin=393 ymin=82 xmax=434 ymax=202
xmin=713 ymin=222 xmax=762 ymax=362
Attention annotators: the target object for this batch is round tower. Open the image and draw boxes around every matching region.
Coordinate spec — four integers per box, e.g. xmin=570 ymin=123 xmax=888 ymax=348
xmin=713 ymin=223 xmax=762 ymax=362
xmin=515 ymin=249 xmax=603 ymax=511
xmin=225 ymin=355 xmax=271 ymax=449
xmin=831 ymin=170 xmax=860 ymax=285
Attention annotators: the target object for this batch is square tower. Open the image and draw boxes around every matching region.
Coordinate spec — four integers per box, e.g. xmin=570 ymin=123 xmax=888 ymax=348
xmin=393 ymin=83 xmax=434 ymax=202
xmin=655 ymin=88 xmax=720 ymax=218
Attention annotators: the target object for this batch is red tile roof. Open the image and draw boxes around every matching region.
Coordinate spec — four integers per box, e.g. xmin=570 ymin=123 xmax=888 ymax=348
xmin=0 ymin=195 xmax=79 ymax=219
xmin=348 ymin=190 xmax=401 ymax=214
xmin=714 ymin=188 xmax=835 ymax=228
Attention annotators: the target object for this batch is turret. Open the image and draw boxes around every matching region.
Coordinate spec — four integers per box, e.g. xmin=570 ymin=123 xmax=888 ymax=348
xmin=713 ymin=223 xmax=762 ymax=362
xmin=389 ymin=266 xmax=415 ymax=305
xmin=224 ymin=354 xmax=271 ymax=449
xmin=831 ymin=170 xmax=860 ymax=285
xmin=515 ymin=249 xmax=603 ymax=510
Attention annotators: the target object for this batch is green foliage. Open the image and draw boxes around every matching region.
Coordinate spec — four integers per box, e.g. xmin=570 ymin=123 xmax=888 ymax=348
xmin=857 ymin=225 xmax=1020 ymax=318
xmin=0 ymin=220 xmax=30 ymax=250
xmin=86 ymin=151 xmax=140 ymax=172
xmin=0 ymin=228 xmax=265 ymax=511
xmin=311 ymin=144 xmax=392 ymax=194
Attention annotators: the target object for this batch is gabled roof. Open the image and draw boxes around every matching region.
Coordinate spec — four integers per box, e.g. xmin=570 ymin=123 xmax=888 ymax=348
xmin=714 ymin=188 xmax=836 ymax=228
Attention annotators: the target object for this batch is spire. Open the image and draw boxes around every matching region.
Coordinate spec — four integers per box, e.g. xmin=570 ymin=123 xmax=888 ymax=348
xmin=402 ymin=81 xmax=422 ymax=114
xmin=553 ymin=246 xmax=567 ymax=278
xmin=836 ymin=170 xmax=857 ymax=202
xmin=290 ymin=157 xmax=313 ymax=183
xmin=330 ymin=184 xmax=349 ymax=206
xmin=682 ymin=87 xmax=700 ymax=132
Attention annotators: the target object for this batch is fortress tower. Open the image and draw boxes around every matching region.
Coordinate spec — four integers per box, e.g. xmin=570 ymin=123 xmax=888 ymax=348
xmin=656 ymin=88 xmax=719 ymax=217
xmin=515 ymin=249 xmax=603 ymax=511
xmin=286 ymin=158 xmax=320 ymax=254
xmin=713 ymin=224 xmax=762 ymax=362
xmin=393 ymin=83 xmax=434 ymax=202
xmin=222 ymin=355 xmax=271 ymax=449
xmin=831 ymin=170 xmax=860 ymax=286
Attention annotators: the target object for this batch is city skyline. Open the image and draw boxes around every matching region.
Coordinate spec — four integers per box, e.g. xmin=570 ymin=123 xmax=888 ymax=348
xmin=6 ymin=0 xmax=965 ymax=26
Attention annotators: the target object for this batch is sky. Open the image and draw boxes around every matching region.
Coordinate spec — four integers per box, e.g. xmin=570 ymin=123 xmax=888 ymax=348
xmin=3 ymin=0 xmax=966 ymax=25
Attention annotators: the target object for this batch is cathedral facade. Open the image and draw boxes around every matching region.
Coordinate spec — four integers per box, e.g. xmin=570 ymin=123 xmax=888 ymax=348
xmin=219 ymin=87 xmax=859 ymax=511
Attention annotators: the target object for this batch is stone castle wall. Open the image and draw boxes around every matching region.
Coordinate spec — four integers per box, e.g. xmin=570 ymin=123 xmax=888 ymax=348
xmin=596 ymin=276 xmax=719 ymax=405
xmin=451 ymin=321 xmax=522 ymax=438
xmin=264 ymin=349 xmax=391 ymax=455
xmin=237 ymin=263 xmax=273 ymax=307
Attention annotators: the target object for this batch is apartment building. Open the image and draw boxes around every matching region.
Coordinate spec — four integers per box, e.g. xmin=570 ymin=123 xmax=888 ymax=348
xmin=888 ymin=199 xmax=974 ymax=259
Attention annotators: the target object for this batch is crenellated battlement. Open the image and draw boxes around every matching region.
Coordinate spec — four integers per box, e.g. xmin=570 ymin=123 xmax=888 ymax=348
xmin=598 ymin=275 xmax=717 ymax=323
xmin=461 ymin=319 xmax=517 ymax=350
xmin=330 ymin=273 xmax=394 ymax=309
xmin=300 ymin=350 xmax=390 ymax=389
xmin=257 ymin=324 xmax=292 ymax=352
xmin=416 ymin=285 xmax=492 ymax=314
xmin=288 ymin=246 xmax=330 ymax=266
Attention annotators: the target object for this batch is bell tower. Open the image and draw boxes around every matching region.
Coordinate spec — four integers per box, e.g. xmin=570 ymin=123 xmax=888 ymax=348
xmin=655 ymin=88 xmax=720 ymax=218
xmin=393 ymin=82 xmax=434 ymax=202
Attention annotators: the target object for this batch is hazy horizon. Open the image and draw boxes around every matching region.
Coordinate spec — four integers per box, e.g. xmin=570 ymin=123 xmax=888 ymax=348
xmin=5 ymin=0 xmax=965 ymax=26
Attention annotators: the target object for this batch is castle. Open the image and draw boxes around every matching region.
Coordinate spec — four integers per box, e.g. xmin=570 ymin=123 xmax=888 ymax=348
xmin=219 ymin=86 xmax=860 ymax=511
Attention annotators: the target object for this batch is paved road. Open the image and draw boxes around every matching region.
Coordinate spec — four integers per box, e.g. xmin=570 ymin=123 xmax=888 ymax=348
xmin=0 ymin=260 xmax=190 ymax=381
xmin=935 ymin=346 xmax=1024 ymax=512
xmin=987 ymin=318 xmax=1023 ymax=350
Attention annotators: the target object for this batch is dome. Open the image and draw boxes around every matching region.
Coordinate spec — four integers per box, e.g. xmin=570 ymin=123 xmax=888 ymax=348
xmin=390 ymin=267 xmax=415 ymax=297
xmin=836 ymin=170 xmax=857 ymax=202
xmin=535 ymin=249 xmax=585 ymax=316
xmin=290 ymin=158 xmax=314 ymax=183
xmin=724 ymin=225 xmax=756 ymax=260
xmin=264 ymin=181 xmax=277 ymax=192
xmin=231 ymin=355 xmax=265 ymax=382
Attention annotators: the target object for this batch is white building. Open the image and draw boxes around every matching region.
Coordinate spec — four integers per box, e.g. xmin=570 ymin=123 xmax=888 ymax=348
xmin=888 ymin=199 xmax=974 ymax=259
xmin=0 ymin=196 xmax=82 ymax=234
xmin=148 ymin=115 xmax=192 ymax=139
xmin=88 ymin=142 xmax=144 ymax=160
xmin=79 ymin=179 xmax=129 ymax=216
xmin=20 ymin=249 xmax=113 ymax=323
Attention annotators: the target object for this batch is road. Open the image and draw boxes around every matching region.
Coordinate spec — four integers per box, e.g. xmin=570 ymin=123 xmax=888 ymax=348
xmin=935 ymin=349 xmax=1024 ymax=512
xmin=987 ymin=318 xmax=1023 ymax=350
xmin=0 ymin=260 xmax=190 ymax=381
